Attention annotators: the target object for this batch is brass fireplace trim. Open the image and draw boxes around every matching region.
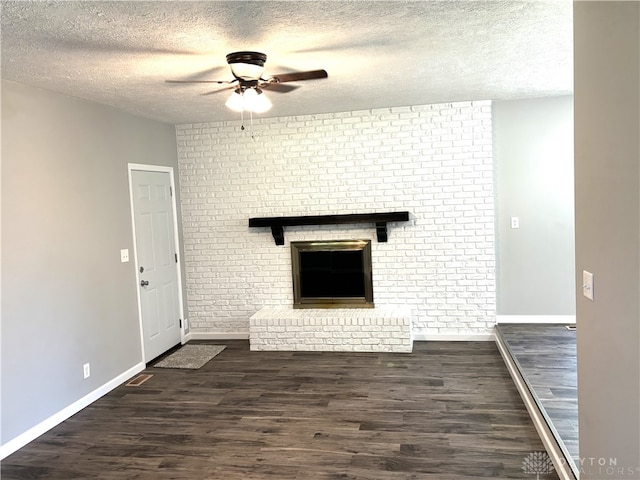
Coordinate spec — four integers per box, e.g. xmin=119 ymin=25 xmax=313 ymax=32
xmin=291 ymin=239 xmax=374 ymax=309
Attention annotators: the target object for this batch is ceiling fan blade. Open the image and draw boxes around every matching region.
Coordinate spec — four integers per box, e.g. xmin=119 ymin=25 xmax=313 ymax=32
xmin=267 ymin=70 xmax=328 ymax=83
xmin=165 ymin=79 xmax=233 ymax=84
xmin=260 ymin=83 xmax=300 ymax=93
xmin=201 ymin=85 xmax=236 ymax=96
xmin=178 ymin=66 xmax=227 ymax=82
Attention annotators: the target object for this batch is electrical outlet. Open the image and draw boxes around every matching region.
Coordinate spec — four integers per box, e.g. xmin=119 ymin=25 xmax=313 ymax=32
xmin=120 ymin=249 xmax=129 ymax=263
xmin=510 ymin=216 xmax=520 ymax=229
xmin=83 ymin=363 xmax=91 ymax=379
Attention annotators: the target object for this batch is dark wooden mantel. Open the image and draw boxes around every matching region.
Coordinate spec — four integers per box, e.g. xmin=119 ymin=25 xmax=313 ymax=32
xmin=248 ymin=211 xmax=410 ymax=245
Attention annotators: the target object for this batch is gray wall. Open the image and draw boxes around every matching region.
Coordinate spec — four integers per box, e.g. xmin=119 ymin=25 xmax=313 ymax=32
xmin=1 ymin=80 xmax=181 ymax=445
xmin=574 ymin=2 xmax=640 ymax=477
xmin=494 ymin=96 xmax=575 ymax=316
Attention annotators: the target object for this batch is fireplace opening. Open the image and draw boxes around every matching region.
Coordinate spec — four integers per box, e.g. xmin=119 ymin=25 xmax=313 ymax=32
xmin=291 ymin=240 xmax=374 ymax=309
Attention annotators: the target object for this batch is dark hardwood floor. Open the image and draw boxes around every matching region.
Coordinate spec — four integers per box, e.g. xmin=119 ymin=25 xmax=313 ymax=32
xmin=496 ymin=324 xmax=578 ymax=468
xmin=2 ymin=341 xmax=558 ymax=479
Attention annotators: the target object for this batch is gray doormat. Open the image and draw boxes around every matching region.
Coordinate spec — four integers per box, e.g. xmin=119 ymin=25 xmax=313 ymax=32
xmin=154 ymin=344 xmax=226 ymax=369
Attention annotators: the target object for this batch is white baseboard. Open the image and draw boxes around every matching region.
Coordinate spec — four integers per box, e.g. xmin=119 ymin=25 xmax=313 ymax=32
xmin=494 ymin=333 xmax=577 ymax=480
xmin=412 ymin=332 xmax=495 ymax=341
xmin=496 ymin=315 xmax=576 ymax=325
xmin=0 ymin=362 xmax=145 ymax=460
xmin=186 ymin=331 xmax=249 ymax=341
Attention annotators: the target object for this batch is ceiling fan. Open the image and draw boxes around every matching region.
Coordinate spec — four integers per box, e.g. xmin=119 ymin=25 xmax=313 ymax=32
xmin=166 ymin=51 xmax=328 ymax=113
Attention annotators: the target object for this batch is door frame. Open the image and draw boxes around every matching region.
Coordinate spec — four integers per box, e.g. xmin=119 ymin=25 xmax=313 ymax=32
xmin=127 ymin=163 xmax=186 ymax=362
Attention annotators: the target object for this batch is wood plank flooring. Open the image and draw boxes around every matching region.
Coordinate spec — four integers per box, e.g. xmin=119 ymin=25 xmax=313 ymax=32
xmin=496 ymin=324 xmax=578 ymax=468
xmin=2 ymin=341 xmax=558 ymax=480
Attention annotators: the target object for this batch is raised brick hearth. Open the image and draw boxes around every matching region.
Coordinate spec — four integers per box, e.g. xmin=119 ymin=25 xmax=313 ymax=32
xmin=249 ymin=306 xmax=412 ymax=352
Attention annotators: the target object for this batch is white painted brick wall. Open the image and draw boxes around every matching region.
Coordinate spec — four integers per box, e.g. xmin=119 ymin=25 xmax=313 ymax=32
xmin=176 ymin=101 xmax=495 ymax=338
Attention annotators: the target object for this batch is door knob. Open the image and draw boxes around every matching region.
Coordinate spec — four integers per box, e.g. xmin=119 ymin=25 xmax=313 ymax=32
xmin=140 ymin=280 xmax=149 ymax=287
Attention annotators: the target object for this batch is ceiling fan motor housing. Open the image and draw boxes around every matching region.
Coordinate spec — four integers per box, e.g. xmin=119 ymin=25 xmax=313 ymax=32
xmin=226 ymin=51 xmax=268 ymax=82
xmin=226 ymin=51 xmax=267 ymax=67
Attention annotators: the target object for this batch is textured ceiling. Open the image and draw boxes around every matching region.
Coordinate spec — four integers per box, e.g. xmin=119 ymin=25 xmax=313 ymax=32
xmin=1 ymin=1 xmax=573 ymax=124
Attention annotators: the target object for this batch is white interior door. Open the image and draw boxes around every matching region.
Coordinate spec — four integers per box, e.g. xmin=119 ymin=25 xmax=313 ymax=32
xmin=131 ymin=169 xmax=182 ymax=361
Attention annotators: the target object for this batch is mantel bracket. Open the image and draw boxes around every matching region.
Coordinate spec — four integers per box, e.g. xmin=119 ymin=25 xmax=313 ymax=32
xmin=375 ymin=222 xmax=389 ymax=243
xmin=271 ymin=226 xmax=285 ymax=246
xmin=248 ymin=211 xmax=410 ymax=246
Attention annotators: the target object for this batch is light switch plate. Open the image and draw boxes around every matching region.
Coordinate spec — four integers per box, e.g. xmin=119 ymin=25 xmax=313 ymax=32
xmin=583 ymin=270 xmax=594 ymax=301
xmin=120 ymin=249 xmax=130 ymax=263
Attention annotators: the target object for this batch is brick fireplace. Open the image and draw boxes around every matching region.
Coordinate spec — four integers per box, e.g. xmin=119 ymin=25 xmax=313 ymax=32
xmin=248 ymin=229 xmax=413 ymax=352
xmin=176 ymin=100 xmax=496 ymax=342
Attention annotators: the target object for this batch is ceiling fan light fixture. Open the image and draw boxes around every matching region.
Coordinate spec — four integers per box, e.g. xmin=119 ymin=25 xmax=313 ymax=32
xmin=225 ymin=89 xmax=245 ymax=112
xmin=245 ymin=87 xmax=272 ymax=113
xmin=225 ymin=87 xmax=272 ymax=114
